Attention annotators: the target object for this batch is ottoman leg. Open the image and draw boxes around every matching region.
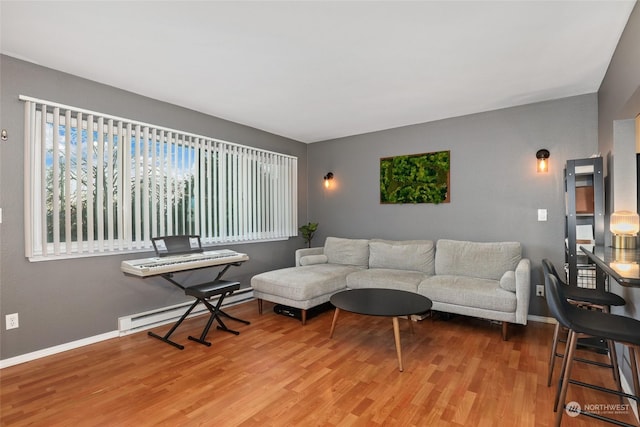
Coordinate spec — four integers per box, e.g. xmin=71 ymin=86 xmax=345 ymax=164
xmin=301 ymin=309 xmax=307 ymax=325
xmin=257 ymin=298 xmax=263 ymax=315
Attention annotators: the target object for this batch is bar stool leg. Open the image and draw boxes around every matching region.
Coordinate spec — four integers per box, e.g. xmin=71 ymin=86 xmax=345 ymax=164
xmin=630 ymin=346 xmax=640 ymax=399
xmin=555 ymin=330 xmax=580 ymax=427
xmin=554 ymin=329 xmax=574 ymax=412
xmin=607 ymin=339 xmax=624 ymax=404
xmin=548 ymin=321 xmax=561 ymax=386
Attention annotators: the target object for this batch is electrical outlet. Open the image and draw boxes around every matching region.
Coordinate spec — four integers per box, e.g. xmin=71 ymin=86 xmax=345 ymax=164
xmin=536 ymin=285 xmax=544 ymax=297
xmin=6 ymin=313 xmax=19 ymax=330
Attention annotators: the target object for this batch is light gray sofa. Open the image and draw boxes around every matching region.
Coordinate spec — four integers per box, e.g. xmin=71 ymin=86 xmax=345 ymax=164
xmin=251 ymin=237 xmax=530 ymax=340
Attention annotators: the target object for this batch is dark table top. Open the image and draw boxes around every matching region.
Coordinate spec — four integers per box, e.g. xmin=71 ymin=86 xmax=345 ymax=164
xmin=330 ymin=288 xmax=433 ymax=317
xmin=581 ymin=245 xmax=640 ymax=288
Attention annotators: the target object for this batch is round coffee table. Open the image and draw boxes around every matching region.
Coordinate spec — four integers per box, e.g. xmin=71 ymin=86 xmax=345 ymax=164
xmin=329 ymin=288 xmax=432 ymax=372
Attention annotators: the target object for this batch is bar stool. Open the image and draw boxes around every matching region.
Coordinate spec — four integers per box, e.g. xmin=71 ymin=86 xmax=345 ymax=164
xmin=545 ymin=273 xmax=640 ymax=426
xmin=542 ymin=259 xmax=625 ymax=387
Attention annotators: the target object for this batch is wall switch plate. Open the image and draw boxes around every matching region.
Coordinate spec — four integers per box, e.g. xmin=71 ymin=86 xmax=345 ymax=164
xmin=537 ymin=209 xmax=547 ymax=221
xmin=6 ymin=313 xmax=19 ymax=330
xmin=536 ymin=285 xmax=544 ymax=297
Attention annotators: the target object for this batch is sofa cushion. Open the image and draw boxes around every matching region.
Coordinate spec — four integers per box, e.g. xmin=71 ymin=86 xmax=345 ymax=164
xmin=324 ymin=237 xmax=370 ymax=267
xmin=251 ymin=264 xmax=358 ymax=301
xmin=299 ymin=254 xmax=328 ymax=266
xmin=418 ymin=275 xmax=517 ymax=312
xmin=499 ymin=270 xmax=516 ymax=292
xmin=369 ymin=239 xmax=435 ymax=274
xmin=435 ymin=239 xmax=521 ymax=281
xmin=346 ymin=269 xmax=425 ymax=292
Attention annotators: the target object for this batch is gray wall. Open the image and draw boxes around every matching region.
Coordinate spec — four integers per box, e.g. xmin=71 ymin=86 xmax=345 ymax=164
xmin=599 ymin=3 xmax=640 ymax=313
xmin=0 ymin=56 xmax=309 ymax=359
xmin=598 ymin=3 xmax=640 ymax=387
xmin=599 ymin=3 xmax=640 ymax=169
xmin=308 ymin=93 xmax=599 ymax=318
xmin=2 ymin=4 xmax=638 ymax=361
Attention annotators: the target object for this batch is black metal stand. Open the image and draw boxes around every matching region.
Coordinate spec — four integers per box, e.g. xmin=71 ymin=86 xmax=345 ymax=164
xmin=186 ymin=281 xmax=243 ymax=346
xmin=146 ymin=261 xmax=250 ymax=349
xmin=148 ymin=298 xmax=204 ymax=350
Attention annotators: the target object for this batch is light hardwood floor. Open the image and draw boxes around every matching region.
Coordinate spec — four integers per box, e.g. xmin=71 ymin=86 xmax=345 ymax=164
xmin=1 ymin=301 xmax=638 ymax=426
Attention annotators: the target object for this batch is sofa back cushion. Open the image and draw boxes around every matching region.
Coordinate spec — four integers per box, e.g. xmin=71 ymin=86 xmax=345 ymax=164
xmin=369 ymin=239 xmax=435 ymax=274
xmin=324 ymin=237 xmax=370 ymax=267
xmin=435 ymin=239 xmax=521 ymax=280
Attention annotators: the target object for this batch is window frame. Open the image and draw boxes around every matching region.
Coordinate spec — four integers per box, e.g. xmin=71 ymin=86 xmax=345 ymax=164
xmin=21 ymin=95 xmax=298 ymax=261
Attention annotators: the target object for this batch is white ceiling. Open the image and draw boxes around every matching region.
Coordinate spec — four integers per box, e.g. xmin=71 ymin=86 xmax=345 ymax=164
xmin=1 ymin=1 xmax=636 ymax=143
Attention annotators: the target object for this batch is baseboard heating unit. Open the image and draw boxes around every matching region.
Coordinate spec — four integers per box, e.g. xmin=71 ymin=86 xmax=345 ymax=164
xmin=118 ymin=288 xmax=254 ymax=336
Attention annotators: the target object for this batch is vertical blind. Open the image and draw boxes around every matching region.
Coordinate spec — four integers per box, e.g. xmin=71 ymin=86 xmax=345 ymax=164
xmin=21 ymin=95 xmax=298 ymax=260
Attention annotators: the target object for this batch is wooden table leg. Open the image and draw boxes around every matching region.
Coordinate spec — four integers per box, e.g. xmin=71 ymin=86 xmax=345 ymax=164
xmin=407 ymin=315 xmax=414 ymax=334
xmin=392 ymin=316 xmax=403 ymax=372
xmin=329 ymin=308 xmax=340 ymax=338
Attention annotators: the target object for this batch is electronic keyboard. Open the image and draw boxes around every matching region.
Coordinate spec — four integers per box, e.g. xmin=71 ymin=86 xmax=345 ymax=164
xmin=121 ymin=249 xmax=249 ymax=277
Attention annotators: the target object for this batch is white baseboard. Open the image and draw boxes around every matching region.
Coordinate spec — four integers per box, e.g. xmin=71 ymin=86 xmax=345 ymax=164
xmin=527 ymin=314 xmax=556 ymax=324
xmin=0 ymin=290 xmax=254 ymax=369
xmin=118 ymin=289 xmax=254 ymax=336
xmin=0 ymin=330 xmax=119 ymax=369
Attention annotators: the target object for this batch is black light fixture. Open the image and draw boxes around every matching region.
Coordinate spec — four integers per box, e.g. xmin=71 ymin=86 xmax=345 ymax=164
xmin=323 ymin=172 xmax=334 ymax=188
xmin=536 ymin=149 xmax=550 ymax=173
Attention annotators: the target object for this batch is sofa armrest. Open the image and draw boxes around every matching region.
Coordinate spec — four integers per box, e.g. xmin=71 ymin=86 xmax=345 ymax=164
xmin=514 ymin=258 xmax=531 ymax=325
xmin=295 ymin=247 xmax=324 ymax=266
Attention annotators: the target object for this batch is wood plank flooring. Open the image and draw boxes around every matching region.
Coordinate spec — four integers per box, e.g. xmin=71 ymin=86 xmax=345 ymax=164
xmin=1 ymin=300 xmax=638 ymax=426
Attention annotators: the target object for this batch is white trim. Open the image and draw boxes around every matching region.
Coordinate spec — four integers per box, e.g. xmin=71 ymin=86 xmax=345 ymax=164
xmin=118 ymin=290 xmax=254 ymax=335
xmin=0 ymin=330 xmax=119 ymax=369
xmin=527 ymin=314 xmax=556 ymax=324
xmin=27 ymin=236 xmax=289 ymax=262
xmin=1 ymin=292 xmax=254 ymax=369
xmin=22 ymin=95 xmax=298 ymax=261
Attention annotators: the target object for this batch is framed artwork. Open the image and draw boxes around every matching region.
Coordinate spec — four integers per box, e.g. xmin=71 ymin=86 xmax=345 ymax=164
xmin=380 ymin=150 xmax=450 ymax=204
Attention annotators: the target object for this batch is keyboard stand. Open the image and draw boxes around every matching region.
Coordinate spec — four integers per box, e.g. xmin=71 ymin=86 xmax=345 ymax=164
xmin=146 ymin=262 xmax=250 ymax=350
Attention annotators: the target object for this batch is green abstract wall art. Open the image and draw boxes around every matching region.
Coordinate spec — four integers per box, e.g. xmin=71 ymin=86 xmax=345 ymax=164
xmin=380 ymin=150 xmax=450 ymax=204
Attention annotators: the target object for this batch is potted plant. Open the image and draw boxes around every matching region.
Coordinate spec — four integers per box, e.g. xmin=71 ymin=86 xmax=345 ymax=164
xmin=299 ymin=222 xmax=319 ymax=248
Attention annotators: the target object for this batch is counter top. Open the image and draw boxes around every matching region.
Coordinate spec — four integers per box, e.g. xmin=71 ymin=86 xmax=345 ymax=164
xmin=581 ymin=245 xmax=640 ymax=287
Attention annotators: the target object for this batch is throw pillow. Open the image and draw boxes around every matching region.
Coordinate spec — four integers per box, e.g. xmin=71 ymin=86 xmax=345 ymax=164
xmin=299 ymin=254 xmax=328 ymax=266
xmin=499 ymin=270 xmax=517 ymax=292
xmin=324 ymin=237 xmax=369 ymax=267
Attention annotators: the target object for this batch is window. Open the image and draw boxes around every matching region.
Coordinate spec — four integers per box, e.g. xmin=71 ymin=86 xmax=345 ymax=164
xmin=21 ymin=96 xmax=298 ymax=260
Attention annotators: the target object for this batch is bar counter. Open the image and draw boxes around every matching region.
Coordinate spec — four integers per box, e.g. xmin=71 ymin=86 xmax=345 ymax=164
xmin=581 ymin=245 xmax=640 ymax=287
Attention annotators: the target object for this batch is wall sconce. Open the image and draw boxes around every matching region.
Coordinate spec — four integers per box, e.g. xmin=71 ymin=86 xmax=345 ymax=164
xmin=323 ymin=172 xmax=334 ymax=189
xmin=536 ymin=149 xmax=550 ymax=173
xmin=610 ymin=210 xmax=639 ymax=248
